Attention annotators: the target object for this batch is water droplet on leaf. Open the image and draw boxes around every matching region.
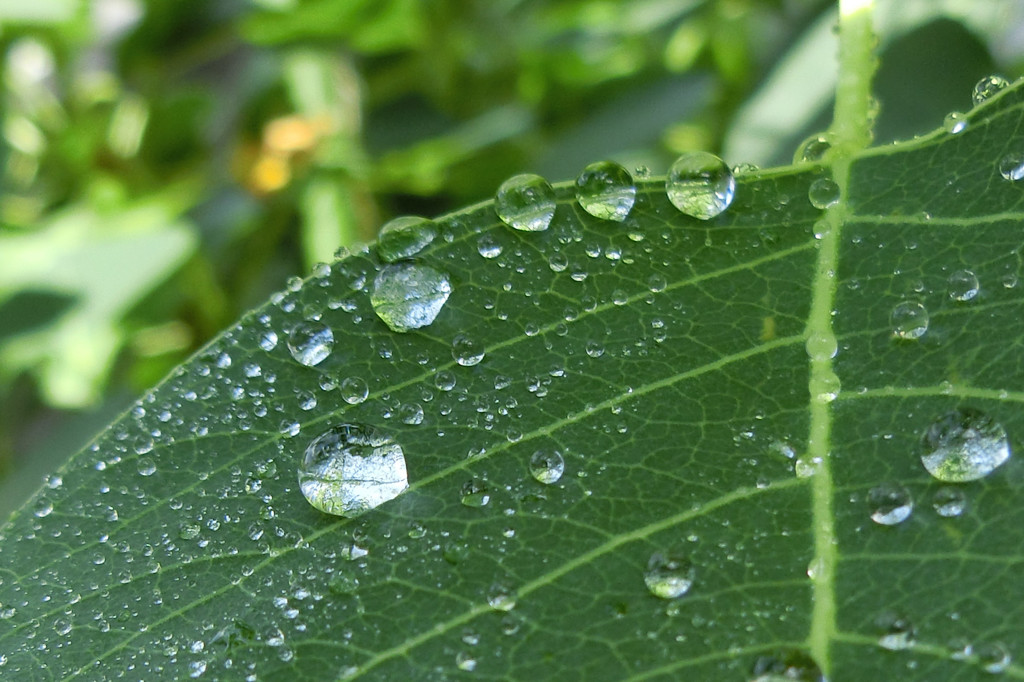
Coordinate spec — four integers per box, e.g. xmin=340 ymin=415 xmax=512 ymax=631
xmin=376 ymin=216 xmax=437 ymax=262
xmin=876 ymin=612 xmax=917 ymax=650
xmin=455 ymin=651 xmax=477 ymax=672
xmin=452 ymin=333 xmax=485 ymax=366
xmin=487 ymin=581 xmax=516 ymax=611
xmin=574 ymin=160 xmax=636 ymax=221
xmin=494 ymin=173 xmax=556 ymax=232
xmin=977 ymin=642 xmax=1012 ymax=673
xmin=972 ymin=74 xmax=1009 ymax=105
xmin=890 ymin=301 xmax=929 ymax=339
xmin=259 ymin=330 xmax=279 ymax=352
xmin=868 ymin=481 xmax=913 ymax=525
xmin=288 ymin=321 xmax=334 ymax=366
xmin=665 ymin=151 xmax=735 ymax=220
xmin=529 ymin=450 xmax=564 ymax=484
xmin=794 ymin=133 xmax=833 ymax=163
xmin=370 ymin=262 xmax=452 ymax=332
xmin=750 ymin=649 xmax=825 ymax=682
xmin=943 ymin=111 xmax=967 ymax=134
xmin=931 ymin=487 xmax=966 ymax=517
xmin=807 ymin=177 xmax=840 ymax=209
xmin=477 ymin=234 xmax=503 ymax=259
xmin=460 ymin=479 xmax=490 ymax=507
xmin=644 ymin=551 xmax=695 ymax=599
xmin=947 ymin=269 xmax=979 ymax=301
xmin=297 ymin=424 xmax=409 ymax=517
xmin=998 ymin=152 xmax=1024 ymax=181
xmin=920 ymin=408 xmax=1010 ymax=482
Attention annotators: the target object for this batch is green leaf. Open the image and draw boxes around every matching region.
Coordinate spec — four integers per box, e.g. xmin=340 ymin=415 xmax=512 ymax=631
xmin=5 ymin=26 xmax=1024 ymax=682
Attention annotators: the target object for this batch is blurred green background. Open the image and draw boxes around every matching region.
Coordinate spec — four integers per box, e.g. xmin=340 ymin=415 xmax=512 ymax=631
xmin=1 ymin=0 xmax=1022 ymax=516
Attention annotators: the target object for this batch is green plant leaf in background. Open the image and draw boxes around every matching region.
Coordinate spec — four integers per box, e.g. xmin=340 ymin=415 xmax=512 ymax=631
xmin=5 ymin=5 xmax=1024 ymax=682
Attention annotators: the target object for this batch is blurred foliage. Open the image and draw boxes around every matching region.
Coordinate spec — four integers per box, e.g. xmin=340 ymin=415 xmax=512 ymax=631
xmin=0 ymin=0 xmax=1022 ymax=513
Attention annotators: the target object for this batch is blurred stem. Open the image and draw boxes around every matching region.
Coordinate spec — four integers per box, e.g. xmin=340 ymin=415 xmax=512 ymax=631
xmin=283 ymin=50 xmax=376 ymax=267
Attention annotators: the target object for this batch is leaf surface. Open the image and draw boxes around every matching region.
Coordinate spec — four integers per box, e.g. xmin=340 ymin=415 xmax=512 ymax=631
xmin=3 ymin=81 xmax=1024 ymax=681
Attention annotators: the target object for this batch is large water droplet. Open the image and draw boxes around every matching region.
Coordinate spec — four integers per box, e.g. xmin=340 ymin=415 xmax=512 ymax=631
xmin=890 ymin=301 xmax=929 ymax=339
xmin=665 ymin=151 xmax=735 ymax=220
xmin=807 ymin=177 xmax=840 ymax=209
xmin=288 ymin=321 xmax=334 ymax=366
xmin=947 ymin=269 xmax=979 ymax=302
xmin=297 ymin=424 xmax=409 ymax=517
xmin=643 ymin=551 xmax=694 ymax=599
xmin=574 ymin=160 xmax=636 ymax=222
xmin=920 ymin=408 xmax=1010 ymax=482
xmin=750 ymin=649 xmax=825 ymax=682
xmin=452 ymin=333 xmax=485 ymax=366
xmin=376 ymin=216 xmax=437 ymax=262
xmin=972 ymin=75 xmax=1009 ymax=105
xmin=494 ymin=173 xmax=556 ymax=232
xmin=998 ymin=153 xmax=1024 ymax=181
xmin=370 ymin=262 xmax=452 ymax=332
xmin=868 ymin=482 xmax=913 ymax=525
xmin=528 ymin=450 xmax=564 ymax=484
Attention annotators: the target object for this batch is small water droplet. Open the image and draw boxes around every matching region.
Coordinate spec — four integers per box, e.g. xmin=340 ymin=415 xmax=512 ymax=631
xmin=875 ymin=612 xmax=916 ymax=650
xmin=288 ymin=321 xmax=334 ymax=366
xmin=807 ymin=177 xmax=840 ymax=209
xmin=947 ymin=269 xmax=979 ymax=301
xmin=477 ymin=234 xmax=503 ymax=259
xmin=794 ymin=133 xmax=833 ymax=163
xmin=972 ymin=75 xmax=1009 ymax=105
xmin=943 ymin=111 xmax=968 ymax=134
xmin=179 ymin=522 xmax=201 ymax=540
xmin=328 ymin=573 xmax=359 ymax=595
xmin=434 ymin=370 xmax=457 ymax=391
xmin=805 ymin=331 xmax=838 ymax=360
xmin=137 ymin=458 xmax=157 ymax=477
xmin=486 ymin=581 xmax=516 ymax=611
xmin=644 ymin=551 xmax=695 ymax=599
xmin=338 ymin=376 xmax=369 ymax=405
xmin=460 ymin=479 xmax=490 ymax=507
xmin=494 ymin=173 xmax=556 ymax=232
xmin=297 ymin=424 xmax=409 ymax=517
xmin=868 ymin=481 xmax=913 ymax=525
xmin=750 ymin=649 xmax=825 ymax=682
xmin=452 ymin=334 xmax=485 ymax=366
xmin=370 ymin=262 xmax=452 ymax=333
xmin=455 ymin=651 xmax=477 ymax=672
xmin=399 ymin=402 xmax=424 ymax=425
xmin=931 ymin=487 xmax=966 ymax=517
xmin=529 ymin=450 xmax=565 ymax=484
xmin=665 ymin=151 xmax=735 ymax=220
xmin=890 ymin=301 xmax=929 ymax=339
xmin=977 ymin=642 xmax=1012 ymax=673
xmin=998 ymin=152 xmax=1024 ymax=181
xmin=376 ymin=216 xmax=437 ymax=262
xmin=259 ymin=330 xmax=279 ymax=352
xmin=920 ymin=408 xmax=1010 ymax=482
xmin=33 ymin=499 xmax=53 ymax=518
xmin=574 ymin=160 xmax=636 ymax=222
xmin=53 ymin=618 xmax=72 ymax=636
